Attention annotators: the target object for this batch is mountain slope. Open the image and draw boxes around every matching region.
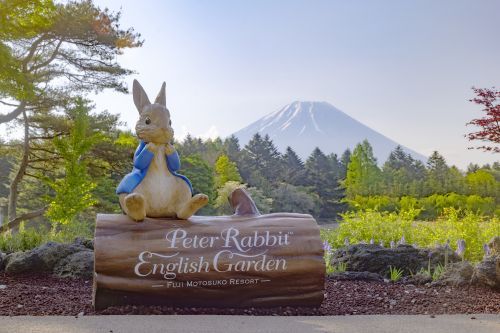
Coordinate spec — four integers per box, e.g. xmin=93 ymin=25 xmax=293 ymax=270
xmin=233 ymin=101 xmax=426 ymax=163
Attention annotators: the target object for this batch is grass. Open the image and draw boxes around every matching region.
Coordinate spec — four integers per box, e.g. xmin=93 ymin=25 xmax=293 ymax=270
xmin=321 ymin=208 xmax=499 ymax=262
xmin=389 ymin=266 xmax=403 ymax=282
xmin=0 ymin=219 xmax=93 ymax=253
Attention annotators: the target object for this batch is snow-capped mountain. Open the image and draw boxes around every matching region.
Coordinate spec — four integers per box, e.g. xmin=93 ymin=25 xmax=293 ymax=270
xmin=233 ymin=101 xmax=426 ymax=163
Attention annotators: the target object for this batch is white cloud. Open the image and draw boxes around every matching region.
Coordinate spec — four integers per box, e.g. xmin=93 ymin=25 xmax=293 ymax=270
xmin=200 ymin=125 xmax=219 ymax=141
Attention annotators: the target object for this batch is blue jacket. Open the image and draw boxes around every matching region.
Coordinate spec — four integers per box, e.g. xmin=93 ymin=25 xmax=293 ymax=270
xmin=116 ymin=141 xmax=193 ymax=195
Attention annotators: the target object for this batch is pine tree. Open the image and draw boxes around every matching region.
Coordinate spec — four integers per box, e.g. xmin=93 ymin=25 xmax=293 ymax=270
xmin=282 ymin=146 xmax=305 ymax=186
xmin=305 ymin=147 xmax=343 ymax=218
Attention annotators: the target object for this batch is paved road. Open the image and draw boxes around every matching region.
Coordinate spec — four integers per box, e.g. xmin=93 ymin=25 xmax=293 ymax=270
xmin=0 ymin=315 xmax=499 ymax=333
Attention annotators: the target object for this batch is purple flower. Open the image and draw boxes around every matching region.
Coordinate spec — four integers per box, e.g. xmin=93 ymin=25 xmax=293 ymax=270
xmin=370 ymin=238 xmax=375 ymax=245
xmin=398 ymin=235 xmax=406 ymax=245
xmin=323 ymin=240 xmax=332 ymax=254
xmin=379 ymin=241 xmax=384 ymax=247
xmin=390 ymin=240 xmax=395 ymax=249
xmin=483 ymin=243 xmax=491 ymax=257
xmin=444 ymin=239 xmax=451 ymax=250
xmin=344 ymin=238 xmax=350 ymax=246
xmin=456 ymin=239 xmax=466 ymax=257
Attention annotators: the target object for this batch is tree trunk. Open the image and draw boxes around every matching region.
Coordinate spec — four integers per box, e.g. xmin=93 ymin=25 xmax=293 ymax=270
xmin=93 ymin=189 xmax=325 ymax=310
xmin=8 ymin=109 xmax=29 ymax=221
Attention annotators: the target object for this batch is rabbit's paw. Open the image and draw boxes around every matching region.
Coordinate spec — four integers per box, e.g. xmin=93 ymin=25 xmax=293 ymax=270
xmin=124 ymin=193 xmax=146 ymax=222
xmin=177 ymin=194 xmax=209 ymax=219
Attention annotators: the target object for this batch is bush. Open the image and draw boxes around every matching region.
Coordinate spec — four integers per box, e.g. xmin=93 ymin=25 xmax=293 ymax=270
xmin=321 ymin=208 xmax=499 ymax=262
xmin=346 ymin=194 xmax=498 ymax=220
xmin=0 ymin=219 xmax=93 ymax=253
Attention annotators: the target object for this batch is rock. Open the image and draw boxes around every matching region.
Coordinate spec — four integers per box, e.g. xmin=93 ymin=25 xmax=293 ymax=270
xmin=406 ymin=272 xmax=432 ymax=285
xmin=4 ymin=251 xmax=45 ymax=274
xmin=331 ymin=244 xmax=460 ymax=277
xmin=53 ymin=250 xmax=94 ymax=279
xmin=435 ymin=261 xmax=474 ymax=286
xmin=4 ymin=241 xmax=88 ymax=274
xmin=471 ymin=257 xmax=499 ymax=290
xmin=73 ymin=237 xmax=94 ymax=250
xmin=487 ymin=236 xmax=500 ymax=256
xmin=32 ymin=241 xmax=87 ymax=270
xmin=329 ymin=271 xmax=383 ymax=281
xmin=0 ymin=252 xmax=5 ymax=271
xmin=469 ymin=237 xmax=500 ymax=291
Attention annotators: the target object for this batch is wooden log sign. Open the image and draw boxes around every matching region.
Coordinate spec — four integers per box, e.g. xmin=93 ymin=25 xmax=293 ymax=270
xmin=93 ymin=189 xmax=325 ymax=310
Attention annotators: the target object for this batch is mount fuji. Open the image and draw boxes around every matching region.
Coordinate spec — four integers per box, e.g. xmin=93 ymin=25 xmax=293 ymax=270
xmin=233 ymin=101 xmax=426 ymax=163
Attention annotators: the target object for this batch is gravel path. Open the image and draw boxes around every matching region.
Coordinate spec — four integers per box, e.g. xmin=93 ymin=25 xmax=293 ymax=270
xmin=0 ymin=273 xmax=499 ymax=316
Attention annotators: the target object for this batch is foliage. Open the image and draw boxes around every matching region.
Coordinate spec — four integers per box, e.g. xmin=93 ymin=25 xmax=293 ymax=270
xmin=45 ymin=99 xmax=101 ymax=225
xmin=347 ymin=193 xmax=497 ymax=220
xmin=389 ymin=266 xmax=403 ymax=282
xmin=0 ymin=0 xmax=142 ymax=224
xmin=214 ymin=154 xmax=241 ymax=188
xmin=304 ymin=147 xmax=344 ymax=218
xmin=344 ymin=140 xmax=381 ymax=198
xmin=0 ymin=220 xmax=93 ymax=253
xmin=269 ymin=183 xmax=320 ymax=215
xmin=0 ymin=222 xmax=44 ymax=253
xmin=214 ymin=181 xmax=272 ymax=215
xmin=180 ymin=154 xmax=216 ymax=202
xmin=321 ymin=208 xmax=499 ymax=261
xmin=466 ymin=87 xmax=500 ymax=152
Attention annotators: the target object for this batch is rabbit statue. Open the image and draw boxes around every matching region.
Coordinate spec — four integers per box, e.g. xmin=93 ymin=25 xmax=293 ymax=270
xmin=116 ymin=80 xmax=209 ymax=221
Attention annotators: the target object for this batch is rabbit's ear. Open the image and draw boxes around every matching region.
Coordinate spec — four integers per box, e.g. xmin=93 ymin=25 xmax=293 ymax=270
xmin=154 ymin=82 xmax=166 ymax=106
xmin=133 ymin=79 xmax=151 ymax=114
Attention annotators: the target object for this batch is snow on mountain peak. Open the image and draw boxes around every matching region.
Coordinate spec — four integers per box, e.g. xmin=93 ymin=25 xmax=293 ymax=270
xmin=233 ymin=101 xmax=426 ymax=162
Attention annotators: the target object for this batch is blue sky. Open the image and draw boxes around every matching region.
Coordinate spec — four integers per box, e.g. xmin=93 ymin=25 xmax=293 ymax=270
xmin=90 ymin=0 xmax=500 ymax=168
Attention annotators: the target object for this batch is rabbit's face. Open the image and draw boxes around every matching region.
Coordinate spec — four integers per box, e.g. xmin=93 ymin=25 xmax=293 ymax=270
xmin=135 ymin=105 xmax=174 ymax=144
xmin=132 ymin=80 xmax=174 ymax=144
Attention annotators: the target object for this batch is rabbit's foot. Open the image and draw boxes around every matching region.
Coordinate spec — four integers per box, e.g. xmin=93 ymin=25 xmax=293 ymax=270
xmin=124 ymin=193 xmax=146 ymax=222
xmin=177 ymin=194 xmax=209 ymax=219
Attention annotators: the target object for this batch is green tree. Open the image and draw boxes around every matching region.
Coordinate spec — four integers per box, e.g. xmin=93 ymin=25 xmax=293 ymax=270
xmin=180 ymin=154 xmax=215 ymax=203
xmin=45 ymin=99 xmax=101 ymax=225
xmin=239 ymin=133 xmax=283 ymax=190
xmin=425 ymin=151 xmax=450 ymax=195
xmin=344 ymin=140 xmax=381 ymax=198
xmin=282 ymin=146 xmax=305 ymax=186
xmin=304 ymin=147 xmax=343 ymax=218
xmin=214 ymin=154 xmax=242 ymax=189
xmin=0 ymin=0 xmax=142 ymax=226
xmin=270 ymin=183 xmax=319 ymax=215
xmin=466 ymin=169 xmax=498 ymax=197
xmin=382 ymin=146 xmax=426 ymax=197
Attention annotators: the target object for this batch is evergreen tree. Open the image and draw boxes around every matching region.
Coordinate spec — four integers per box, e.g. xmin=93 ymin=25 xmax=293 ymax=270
xmin=239 ymin=133 xmax=283 ymax=190
xmin=223 ymin=135 xmax=241 ymax=164
xmin=282 ymin=146 xmax=305 ymax=186
xmin=305 ymin=147 xmax=343 ymax=218
xmin=0 ymin=0 xmax=142 ymax=226
xmin=382 ymin=146 xmax=425 ymax=196
xmin=344 ymin=140 xmax=381 ymax=198
xmin=339 ymin=149 xmax=351 ymax=179
xmin=425 ymin=151 xmax=450 ymax=194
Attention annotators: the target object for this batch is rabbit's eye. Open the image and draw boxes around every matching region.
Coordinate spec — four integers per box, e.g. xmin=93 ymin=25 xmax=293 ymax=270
xmin=145 ymin=117 xmax=151 ymax=125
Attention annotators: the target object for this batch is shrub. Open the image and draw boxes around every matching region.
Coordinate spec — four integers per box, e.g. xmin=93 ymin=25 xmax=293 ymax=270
xmin=321 ymin=208 xmax=499 ymax=262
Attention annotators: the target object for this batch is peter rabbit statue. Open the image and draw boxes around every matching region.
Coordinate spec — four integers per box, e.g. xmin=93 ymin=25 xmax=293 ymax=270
xmin=116 ymin=80 xmax=209 ymax=221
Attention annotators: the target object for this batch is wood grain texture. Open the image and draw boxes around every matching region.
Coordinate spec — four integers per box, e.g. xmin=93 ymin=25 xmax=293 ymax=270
xmin=93 ymin=210 xmax=325 ymax=309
